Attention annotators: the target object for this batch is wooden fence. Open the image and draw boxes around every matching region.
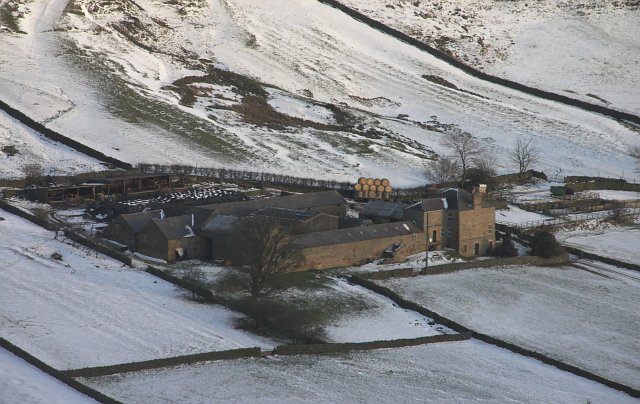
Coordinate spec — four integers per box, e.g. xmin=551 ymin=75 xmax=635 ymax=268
xmin=497 ymin=207 xmax=640 ymax=229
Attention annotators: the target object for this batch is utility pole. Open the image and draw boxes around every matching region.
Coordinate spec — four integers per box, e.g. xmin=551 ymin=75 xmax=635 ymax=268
xmin=422 ymin=214 xmax=430 ymax=274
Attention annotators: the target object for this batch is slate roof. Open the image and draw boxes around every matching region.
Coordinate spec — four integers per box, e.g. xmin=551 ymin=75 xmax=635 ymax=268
xmin=151 ymin=215 xmax=196 ymax=240
xmin=405 ymin=198 xmax=446 ymax=213
xmin=120 ymin=210 xmax=163 ymax=233
xmin=360 ymin=200 xmax=405 ymax=220
xmin=252 ymin=206 xmax=319 ymax=222
xmin=435 ymin=188 xmax=474 ymax=211
xmin=292 ymin=221 xmax=421 ymax=249
xmin=198 ymin=190 xmax=346 ymax=217
xmin=199 ymin=214 xmax=240 ymax=236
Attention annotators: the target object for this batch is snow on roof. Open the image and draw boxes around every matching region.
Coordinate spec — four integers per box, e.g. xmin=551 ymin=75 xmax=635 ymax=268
xmin=150 ymin=215 xmax=197 ymax=240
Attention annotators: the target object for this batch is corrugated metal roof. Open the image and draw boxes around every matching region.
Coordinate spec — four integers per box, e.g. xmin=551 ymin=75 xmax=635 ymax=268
xmin=360 ymin=200 xmax=404 ymax=220
xmin=292 ymin=221 xmax=421 ymax=249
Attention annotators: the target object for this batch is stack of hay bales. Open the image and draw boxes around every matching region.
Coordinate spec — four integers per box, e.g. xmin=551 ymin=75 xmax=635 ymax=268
xmin=354 ymin=178 xmax=392 ymax=200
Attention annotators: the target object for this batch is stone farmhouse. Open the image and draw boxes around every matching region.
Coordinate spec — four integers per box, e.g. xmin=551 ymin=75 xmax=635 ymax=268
xmin=101 ymin=187 xmax=495 ymax=267
xmin=402 ymin=187 xmax=495 ymax=257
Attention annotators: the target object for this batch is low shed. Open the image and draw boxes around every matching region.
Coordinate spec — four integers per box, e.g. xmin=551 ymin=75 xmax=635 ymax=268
xmin=292 ymin=221 xmax=423 ymax=270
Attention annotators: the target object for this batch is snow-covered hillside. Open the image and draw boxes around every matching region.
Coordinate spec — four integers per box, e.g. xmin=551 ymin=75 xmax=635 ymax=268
xmin=0 ymin=110 xmax=106 ymax=178
xmin=0 ymin=0 xmax=638 ymax=185
xmin=339 ymin=0 xmax=640 ymax=115
xmin=0 ymin=209 xmax=277 ymax=370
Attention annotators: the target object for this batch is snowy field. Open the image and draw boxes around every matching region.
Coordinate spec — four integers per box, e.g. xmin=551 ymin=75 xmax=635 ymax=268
xmin=0 ymin=348 xmax=92 ymax=404
xmin=167 ymin=261 xmax=454 ymax=343
xmin=307 ymin=276 xmax=453 ymax=342
xmin=340 ymin=250 xmax=460 ymax=276
xmin=598 ymin=190 xmax=640 ymax=201
xmin=339 ymin=0 xmax=640 ymax=115
xmin=0 ymin=209 xmax=277 ymax=370
xmin=379 ymin=264 xmax=640 ymax=389
xmin=496 ymin=204 xmax=552 ymax=225
xmin=559 ymin=226 xmax=640 ymax=265
xmin=0 ymin=0 xmax=638 ymax=184
xmin=80 ymin=340 xmax=636 ymax=403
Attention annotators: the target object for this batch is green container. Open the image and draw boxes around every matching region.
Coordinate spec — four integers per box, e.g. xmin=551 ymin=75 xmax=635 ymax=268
xmin=550 ymin=186 xmax=566 ymax=196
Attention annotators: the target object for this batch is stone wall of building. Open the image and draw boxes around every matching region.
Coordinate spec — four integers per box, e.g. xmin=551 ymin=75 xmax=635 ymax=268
xmin=457 ymin=206 xmax=495 ymax=257
xmin=101 ymin=218 xmax=136 ymax=250
xmin=296 ymin=214 xmax=339 ymax=234
xmin=299 ymin=231 xmax=425 ymax=270
xmin=308 ymin=203 xmax=347 ymax=217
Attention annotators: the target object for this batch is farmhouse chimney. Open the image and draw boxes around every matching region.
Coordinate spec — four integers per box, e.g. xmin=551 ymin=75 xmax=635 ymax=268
xmin=472 ymin=184 xmax=486 ymax=209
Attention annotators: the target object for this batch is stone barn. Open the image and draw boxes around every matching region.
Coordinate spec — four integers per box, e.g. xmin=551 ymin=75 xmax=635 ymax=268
xmin=199 ymin=207 xmax=340 ymax=261
xmin=101 ymin=210 xmax=163 ymax=250
xmin=136 ymin=215 xmax=211 ymax=263
xmin=292 ymin=221 xmax=423 ymax=270
xmin=251 ymin=207 xmax=339 ymax=234
xmin=403 ymin=198 xmax=446 ymax=251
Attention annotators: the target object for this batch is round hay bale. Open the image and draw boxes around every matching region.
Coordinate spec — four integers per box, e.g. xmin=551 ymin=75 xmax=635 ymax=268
xmin=368 ymin=190 xmax=377 ymax=198
xmin=362 ymin=184 xmax=370 ymax=191
xmin=366 ymin=178 xmax=374 ymax=186
xmin=354 ymin=183 xmax=362 ymax=191
xmin=374 ymin=178 xmax=381 ymax=186
xmin=384 ymin=186 xmax=392 ymax=193
xmin=381 ymin=178 xmax=390 ymax=186
xmin=377 ymin=185 xmax=385 ymax=192
xmin=358 ymin=177 xmax=367 ymax=185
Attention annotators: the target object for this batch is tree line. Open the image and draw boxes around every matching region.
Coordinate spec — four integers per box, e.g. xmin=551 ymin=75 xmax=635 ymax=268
xmin=423 ymin=124 xmax=542 ymax=186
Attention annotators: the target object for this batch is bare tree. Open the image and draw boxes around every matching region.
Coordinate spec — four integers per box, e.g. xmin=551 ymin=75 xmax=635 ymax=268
xmin=441 ymin=126 xmax=481 ymax=185
xmin=182 ymin=266 xmax=206 ymax=300
xmin=23 ymin=163 xmax=43 ymax=186
xmin=510 ymin=138 xmax=541 ymax=178
xmin=228 ymin=217 xmax=302 ymax=299
xmin=468 ymin=149 xmax=497 ymax=184
xmin=423 ymin=155 xmax=461 ymax=184
xmin=631 ymin=146 xmax=640 ymax=174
